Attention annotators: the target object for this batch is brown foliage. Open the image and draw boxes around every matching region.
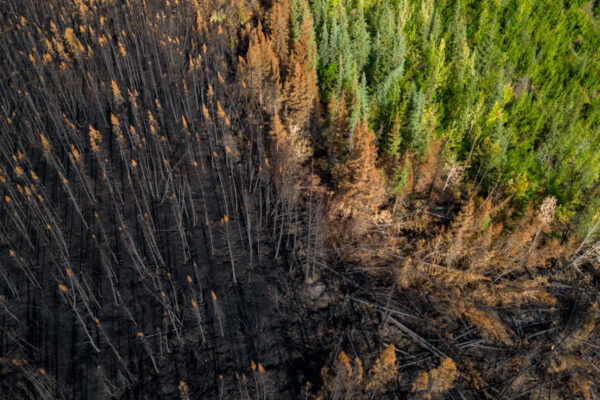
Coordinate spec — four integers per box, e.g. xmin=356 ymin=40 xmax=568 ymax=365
xmin=265 ymin=0 xmax=291 ymax=71
xmin=412 ymin=357 xmax=458 ymax=399
xmin=413 ymin=139 xmax=443 ymax=194
xmin=267 ymin=113 xmax=312 ymax=204
xmin=317 ymin=351 xmax=363 ymax=400
xmin=318 ymin=345 xmax=397 ymax=399
xmin=325 ymin=90 xmax=348 ymax=165
xmin=283 ymin=12 xmax=318 ymax=130
xmin=88 ymin=125 xmax=101 ymax=153
xmin=365 ymin=344 xmax=397 ymax=393
xmin=239 ymin=22 xmax=281 ymax=114
xmin=330 ymin=117 xmax=386 ymax=238
xmin=283 ymin=59 xmax=314 ymax=130
xmin=339 ymin=188 xmax=570 ymax=347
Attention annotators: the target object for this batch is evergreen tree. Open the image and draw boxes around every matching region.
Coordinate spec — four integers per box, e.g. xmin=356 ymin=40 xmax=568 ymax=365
xmin=407 ymin=84 xmax=427 ymax=157
xmin=332 ymin=117 xmax=385 ymax=236
xmin=348 ymin=1 xmax=370 ymax=73
xmin=284 ymin=7 xmax=318 ymax=129
xmin=239 ymin=23 xmax=281 ymax=114
xmin=266 ymin=0 xmax=292 ymax=72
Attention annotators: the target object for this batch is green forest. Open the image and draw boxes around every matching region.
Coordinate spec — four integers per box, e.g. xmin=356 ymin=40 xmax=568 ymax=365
xmin=309 ymin=0 xmax=600 ymax=223
xmin=1 ymin=0 xmax=600 ymax=398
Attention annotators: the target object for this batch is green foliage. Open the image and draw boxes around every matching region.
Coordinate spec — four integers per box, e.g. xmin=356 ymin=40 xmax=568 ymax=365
xmin=390 ymin=160 xmax=411 ymax=196
xmin=407 ymin=84 xmax=427 ymax=156
xmin=309 ymin=0 xmax=600 ymax=225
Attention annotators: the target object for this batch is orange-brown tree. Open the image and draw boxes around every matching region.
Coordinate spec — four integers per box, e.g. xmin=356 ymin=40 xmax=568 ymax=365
xmin=283 ymin=9 xmax=318 ymax=130
xmin=330 ymin=117 xmax=386 ymax=238
xmin=266 ymin=0 xmax=291 ymax=72
xmin=239 ymin=22 xmax=281 ymax=115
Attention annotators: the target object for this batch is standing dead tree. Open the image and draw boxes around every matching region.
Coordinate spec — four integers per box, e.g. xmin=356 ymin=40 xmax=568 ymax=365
xmin=0 ymin=0 xmax=316 ymax=398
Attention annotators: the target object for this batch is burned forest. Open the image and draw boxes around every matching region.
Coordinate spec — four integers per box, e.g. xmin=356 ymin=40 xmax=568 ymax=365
xmin=1 ymin=0 xmax=600 ymax=399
